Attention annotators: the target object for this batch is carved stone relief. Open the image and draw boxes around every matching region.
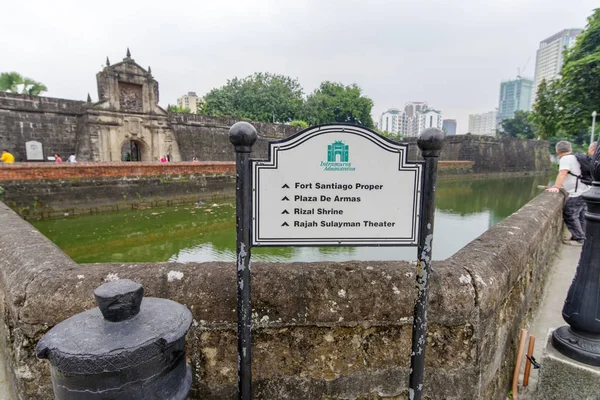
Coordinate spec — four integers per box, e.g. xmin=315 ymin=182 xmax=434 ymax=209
xmin=119 ymin=82 xmax=143 ymax=113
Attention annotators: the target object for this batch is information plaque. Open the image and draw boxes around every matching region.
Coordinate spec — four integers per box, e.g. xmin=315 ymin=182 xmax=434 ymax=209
xmin=252 ymin=124 xmax=422 ymax=246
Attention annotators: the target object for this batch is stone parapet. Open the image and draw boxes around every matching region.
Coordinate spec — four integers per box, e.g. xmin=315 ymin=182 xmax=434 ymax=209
xmin=0 ymin=191 xmax=564 ymax=399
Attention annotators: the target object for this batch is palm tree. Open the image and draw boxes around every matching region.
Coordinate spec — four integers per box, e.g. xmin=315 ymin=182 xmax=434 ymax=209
xmin=0 ymin=72 xmax=22 ymax=93
xmin=0 ymin=72 xmax=48 ymax=96
xmin=168 ymin=104 xmax=192 ymax=113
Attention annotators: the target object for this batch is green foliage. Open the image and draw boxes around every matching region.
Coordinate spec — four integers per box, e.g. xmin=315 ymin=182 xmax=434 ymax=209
xmin=168 ymin=104 xmax=192 ymax=113
xmin=201 ymin=73 xmax=304 ymax=123
xmin=199 ymin=74 xmax=374 ymax=128
xmin=530 ymin=79 xmax=561 ymax=140
xmin=195 ymin=97 xmax=206 ymax=114
xmin=374 ymin=128 xmax=401 ymax=140
xmin=499 ymin=111 xmax=537 ymax=139
xmin=302 ymin=82 xmax=374 ymax=128
xmin=528 ymin=9 xmax=600 ymax=150
xmin=0 ymin=72 xmax=48 ymax=96
xmin=289 ymin=120 xmax=309 ymax=129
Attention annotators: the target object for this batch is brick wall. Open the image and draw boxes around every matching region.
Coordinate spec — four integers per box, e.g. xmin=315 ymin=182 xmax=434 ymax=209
xmin=0 ymin=161 xmax=235 ymax=180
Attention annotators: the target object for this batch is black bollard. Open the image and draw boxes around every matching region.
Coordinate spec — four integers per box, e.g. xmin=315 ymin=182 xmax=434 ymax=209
xmin=36 ymin=279 xmax=193 ymax=399
xmin=552 ymin=142 xmax=600 ymax=366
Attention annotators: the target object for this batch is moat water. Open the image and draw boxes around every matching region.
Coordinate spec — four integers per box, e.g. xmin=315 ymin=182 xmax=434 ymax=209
xmin=33 ymin=175 xmax=551 ymax=263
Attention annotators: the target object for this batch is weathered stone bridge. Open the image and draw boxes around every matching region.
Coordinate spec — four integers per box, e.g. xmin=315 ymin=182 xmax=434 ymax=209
xmin=0 ymin=188 xmax=563 ymax=399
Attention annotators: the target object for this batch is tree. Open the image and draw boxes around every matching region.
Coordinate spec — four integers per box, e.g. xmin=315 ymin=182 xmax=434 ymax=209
xmin=168 ymin=104 xmax=191 ymax=113
xmin=556 ymin=9 xmax=600 ymax=135
xmin=201 ymin=73 xmax=304 ymax=123
xmin=0 ymin=72 xmax=48 ymax=96
xmin=530 ymin=79 xmax=561 ymax=139
xmin=289 ymin=120 xmax=309 ymax=129
xmin=499 ymin=111 xmax=537 ymax=139
xmin=301 ymin=82 xmax=374 ymax=128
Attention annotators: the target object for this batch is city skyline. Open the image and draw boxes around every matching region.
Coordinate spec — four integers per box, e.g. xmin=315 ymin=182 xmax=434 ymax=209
xmin=0 ymin=0 xmax=596 ymax=135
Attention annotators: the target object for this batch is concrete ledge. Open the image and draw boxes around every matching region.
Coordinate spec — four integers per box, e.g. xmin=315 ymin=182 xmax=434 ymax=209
xmin=537 ymin=330 xmax=600 ymax=400
xmin=0 ymin=192 xmax=565 ymax=399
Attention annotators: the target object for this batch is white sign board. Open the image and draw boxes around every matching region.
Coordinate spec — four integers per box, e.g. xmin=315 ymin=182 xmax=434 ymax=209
xmin=252 ymin=125 xmax=422 ymax=246
xmin=25 ymin=141 xmax=44 ymax=161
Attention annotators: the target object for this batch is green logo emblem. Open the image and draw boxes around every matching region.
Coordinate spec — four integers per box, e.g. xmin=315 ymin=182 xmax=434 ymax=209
xmin=327 ymin=140 xmax=349 ymax=162
xmin=321 ymin=140 xmax=355 ymax=171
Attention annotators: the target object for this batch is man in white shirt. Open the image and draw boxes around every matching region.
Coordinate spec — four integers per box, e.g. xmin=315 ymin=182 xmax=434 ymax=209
xmin=546 ymin=141 xmax=589 ymax=245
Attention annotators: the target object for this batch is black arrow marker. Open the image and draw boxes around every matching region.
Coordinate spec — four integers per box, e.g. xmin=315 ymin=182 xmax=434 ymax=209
xmin=281 ymin=222 xmax=289 ymax=227
xmin=282 ymin=196 xmax=290 ymax=201
xmin=282 ymin=183 xmax=290 ymax=188
xmin=282 ymin=210 xmax=290 ymax=214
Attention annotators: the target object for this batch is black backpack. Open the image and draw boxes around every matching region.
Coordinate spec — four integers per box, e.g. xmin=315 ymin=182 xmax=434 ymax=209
xmin=568 ymin=153 xmax=593 ymax=189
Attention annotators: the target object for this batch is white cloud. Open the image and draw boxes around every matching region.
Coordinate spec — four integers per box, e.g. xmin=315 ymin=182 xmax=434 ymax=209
xmin=1 ymin=0 xmax=596 ymax=134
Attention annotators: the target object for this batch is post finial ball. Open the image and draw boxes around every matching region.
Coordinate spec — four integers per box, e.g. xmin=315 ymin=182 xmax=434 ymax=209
xmin=417 ymin=128 xmax=445 ymax=156
xmin=229 ymin=121 xmax=258 ymax=152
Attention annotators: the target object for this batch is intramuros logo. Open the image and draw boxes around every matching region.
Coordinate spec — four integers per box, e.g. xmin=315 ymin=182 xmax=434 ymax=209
xmin=321 ymin=140 xmax=355 ymax=171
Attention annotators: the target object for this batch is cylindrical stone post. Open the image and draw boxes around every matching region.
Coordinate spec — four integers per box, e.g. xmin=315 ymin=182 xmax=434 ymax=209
xmin=229 ymin=121 xmax=257 ymax=400
xmin=36 ymin=279 xmax=193 ymax=399
xmin=552 ymin=139 xmax=600 ymax=366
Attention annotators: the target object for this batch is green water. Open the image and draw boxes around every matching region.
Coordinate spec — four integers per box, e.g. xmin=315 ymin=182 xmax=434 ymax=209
xmin=32 ymin=175 xmax=551 ymax=263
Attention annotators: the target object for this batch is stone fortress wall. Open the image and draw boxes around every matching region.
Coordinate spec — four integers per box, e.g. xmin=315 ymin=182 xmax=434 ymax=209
xmin=0 ymin=191 xmax=564 ymax=399
xmin=0 ymin=90 xmax=550 ymax=171
xmin=0 ymin=93 xmax=84 ymax=161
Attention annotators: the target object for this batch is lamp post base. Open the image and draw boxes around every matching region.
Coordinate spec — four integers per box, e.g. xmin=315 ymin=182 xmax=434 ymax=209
xmin=552 ymin=325 xmax=600 ymax=366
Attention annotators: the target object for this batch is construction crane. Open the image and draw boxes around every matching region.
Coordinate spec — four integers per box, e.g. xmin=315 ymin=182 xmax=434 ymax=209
xmin=517 ymin=56 xmax=532 ymax=79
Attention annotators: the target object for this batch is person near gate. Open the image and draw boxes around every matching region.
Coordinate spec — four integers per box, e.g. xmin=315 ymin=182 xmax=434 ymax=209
xmin=0 ymin=150 xmax=14 ymax=163
xmin=546 ymin=141 xmax=590 ymax=245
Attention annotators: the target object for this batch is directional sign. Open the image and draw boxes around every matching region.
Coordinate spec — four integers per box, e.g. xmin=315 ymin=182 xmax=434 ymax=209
xmin=251 ymin=124 xmax=423 ymax=246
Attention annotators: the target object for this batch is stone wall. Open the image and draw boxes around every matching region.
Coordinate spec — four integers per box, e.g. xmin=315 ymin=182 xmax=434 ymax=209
xmin=0 ymin=191 xmax=564 ymax=399
xmin=0 ymin=92 xmax=550 ymax=172
xmin=0 ymin=92 xmax=85 ymax=161
xmin=170 ymin=113 xmax=301 ymax=161
xmin=405 ymin=134 xmax=552 ymax=172
xmin=0 ymin=162 xmax=235 ymax=219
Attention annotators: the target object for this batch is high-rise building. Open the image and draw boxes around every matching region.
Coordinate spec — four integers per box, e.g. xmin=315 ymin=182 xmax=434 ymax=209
xmin=443 ymin=119 xmax=457 ymax=135
xmin=532 ymin=28 xmax=582 ymax=101
xmin=404 ymin=101 xmax=431 ymax=137
xmin=404 ymin=102 xmax=428 ymax=119
xmin=418 ymin=110 xmax=443 ymax=133
xmin=378 ymin=108 xmax=406 ymax=136
xmin=177 ymin=92 xmax=200 ymax=113
xmin=468 ymin=111 xmax=498 ymax=136
xmin=497 ymin=78 xmax=534 ymax=126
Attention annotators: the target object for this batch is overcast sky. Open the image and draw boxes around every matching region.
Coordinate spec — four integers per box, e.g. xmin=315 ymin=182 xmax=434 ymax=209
xmin=1 ymin=0 xmax=597 ymax=133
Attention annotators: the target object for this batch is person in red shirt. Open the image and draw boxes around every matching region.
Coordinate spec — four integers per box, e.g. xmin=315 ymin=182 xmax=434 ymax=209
xmin=54 ymin=153 xmax=63 ymax=163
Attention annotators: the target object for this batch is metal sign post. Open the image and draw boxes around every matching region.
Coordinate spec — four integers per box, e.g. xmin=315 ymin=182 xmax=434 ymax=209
xmin=229 ymin=122 xmax=257 ymax=400
xmin=408 ymin=129 xmax=445 ymax=400
xmin=229 ymin=122 xmax=444 ymax=400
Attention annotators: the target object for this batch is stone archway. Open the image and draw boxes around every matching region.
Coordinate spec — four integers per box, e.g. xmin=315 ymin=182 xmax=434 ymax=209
xmin=120 ymin=140 xmax=146 ymax=161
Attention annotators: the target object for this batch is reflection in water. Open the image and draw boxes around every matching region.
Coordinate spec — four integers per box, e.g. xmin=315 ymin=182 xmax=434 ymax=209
xmin=32 ymin=175 xmax=551 ymax=263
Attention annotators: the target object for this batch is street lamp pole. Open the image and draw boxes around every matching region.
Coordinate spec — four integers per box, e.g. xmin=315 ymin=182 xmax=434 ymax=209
xmin=592 ymin=111 xmax=597 ymax=145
